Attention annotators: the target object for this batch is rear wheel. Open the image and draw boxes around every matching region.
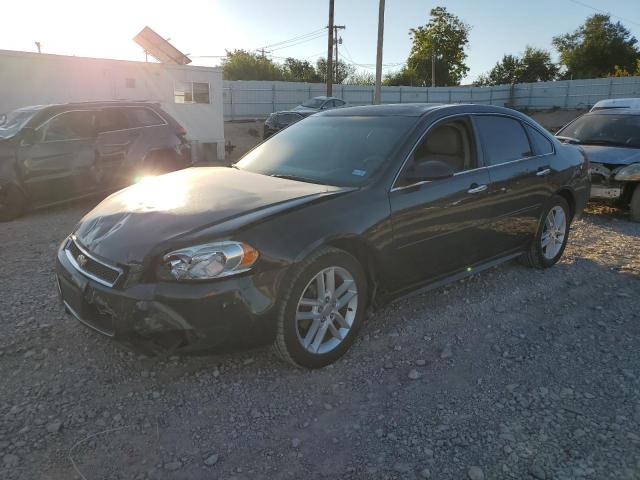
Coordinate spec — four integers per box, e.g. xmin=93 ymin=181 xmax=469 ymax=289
xmin=0 ymin=182 xmax=27 ymax=221
xmin=273 ymin=247 xmax=367 ymax=369
xmin=630 ymin=184 xmax=640 ymax=223
xmin=520 ymin=195 xmax=571 ymax=268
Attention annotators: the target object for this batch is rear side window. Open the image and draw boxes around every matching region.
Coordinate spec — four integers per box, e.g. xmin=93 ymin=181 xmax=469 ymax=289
xmin=96 ymin=108 xmax=129 ymax=133
xmin=126 ymin=107 xmax=165 ymax=127
xmin=474 ymin=115 xmax=532 ymax=165
xmin=43 ymin=111 xmax=95 ymax=141
xmin=525 ymin=125 xmax=554 ymax=155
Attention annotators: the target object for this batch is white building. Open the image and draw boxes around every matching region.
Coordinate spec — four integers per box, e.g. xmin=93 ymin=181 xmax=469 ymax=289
xmin=0 ymin=49 xmax=225 ymax=161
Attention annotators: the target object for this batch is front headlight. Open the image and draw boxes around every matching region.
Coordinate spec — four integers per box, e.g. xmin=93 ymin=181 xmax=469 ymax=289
xmin=159 ymin=241 xmax=259 ymax=281
xmin=614 ymin=163 xmax=640 ymax=181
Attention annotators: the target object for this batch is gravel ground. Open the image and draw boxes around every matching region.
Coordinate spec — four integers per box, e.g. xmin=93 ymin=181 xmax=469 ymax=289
xmin=1 ymin=199 xmax=639 ymax=480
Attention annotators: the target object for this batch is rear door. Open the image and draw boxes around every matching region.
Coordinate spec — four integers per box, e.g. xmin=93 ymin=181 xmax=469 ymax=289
xmin=388 ymin=115 xmax=495 ymax=290
xmin=19 ymin=110 xmax=96 ymax=205
xmin=472 ymin=114 xmax=554 ymax=256
xmin=94 ymin=107 xmax=135 ymax=188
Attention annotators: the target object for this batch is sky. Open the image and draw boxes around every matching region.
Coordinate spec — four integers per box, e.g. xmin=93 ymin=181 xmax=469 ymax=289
xmin=2 ymin=0 xmax=640 ymax=83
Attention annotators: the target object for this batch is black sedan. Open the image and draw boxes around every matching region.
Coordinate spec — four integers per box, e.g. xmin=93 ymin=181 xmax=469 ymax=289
xmin=56 ymin=104 xmax=590 ymax=368
xmin=263 ymin=111 xmax=304 ymax=139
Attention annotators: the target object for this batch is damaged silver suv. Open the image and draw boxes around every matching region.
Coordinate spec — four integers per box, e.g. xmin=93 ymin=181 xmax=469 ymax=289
xmin=556 ymin=109 xmax=640 ymax=221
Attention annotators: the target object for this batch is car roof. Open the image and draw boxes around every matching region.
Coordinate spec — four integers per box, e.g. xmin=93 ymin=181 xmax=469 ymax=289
xmin=316 ymin=103 xmax=526 ymax=118
xmin=15 ymin=100 xmax=159 ymax=112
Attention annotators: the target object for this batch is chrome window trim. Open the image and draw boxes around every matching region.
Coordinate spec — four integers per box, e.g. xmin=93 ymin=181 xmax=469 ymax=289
xmin=35 ymin=106 xmax=167 ymax=143
xmin=390 ymin=111 xmax=557 ymax=192
xmin=65 ymin=235 xmax=123 ymax=288
xmin=390 ymin=166 xmax=488 ymax=193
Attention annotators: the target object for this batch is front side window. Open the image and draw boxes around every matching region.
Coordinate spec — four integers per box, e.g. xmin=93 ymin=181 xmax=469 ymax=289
xmin=42 ymin=111 xmax=95 ymax=142
xmin=474 ymin=115 xmax=532 ymax=165
xmin=174 ymin=82 xmax=210 ymax=104
xmin=412 ymin=117 xmax=476 ymax=173
xmin=237 ymin=116 xmax=416 ymax=187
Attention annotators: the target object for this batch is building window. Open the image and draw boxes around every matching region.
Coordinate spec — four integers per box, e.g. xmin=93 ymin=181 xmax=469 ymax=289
xmin=125 ymin=78 xmax=136 ymax=88
xmin=174 ymin=81 xmax=210 ymax=104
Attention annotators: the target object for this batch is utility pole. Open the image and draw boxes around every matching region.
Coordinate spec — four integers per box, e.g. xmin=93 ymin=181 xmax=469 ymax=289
xmin=258 ymin=48 xmax=270 ymax=58
xmin=34 ymin=41 xmax=41 ymax=54
xmin=326 ymin=0 xmax=335 ymax=96
xmin=431 ymin=52 xmax=436 ymax=88
xmin=373 ymin=0 xmax=385 ymax=104
xmin=333 ymin=25 xmax=345 ymax=83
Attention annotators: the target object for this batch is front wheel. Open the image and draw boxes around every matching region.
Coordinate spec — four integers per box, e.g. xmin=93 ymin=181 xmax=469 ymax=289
xmin=520 ymin=195 xmax=571 ymax=268
xmin=273 ymin=247 xmax=368 ymax=369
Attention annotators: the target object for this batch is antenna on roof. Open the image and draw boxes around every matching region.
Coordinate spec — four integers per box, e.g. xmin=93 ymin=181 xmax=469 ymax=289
xmin=133 ymin=26 xmax=191 ymax=65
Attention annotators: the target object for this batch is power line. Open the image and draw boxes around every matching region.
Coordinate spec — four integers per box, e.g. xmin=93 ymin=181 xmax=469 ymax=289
xmin=268 ymin=32 xmax=327 ymax=52
xmin=257 ymin=28 xmax=326 ymax=50
xmin=567 ymin=0 xmax=640 ymax=27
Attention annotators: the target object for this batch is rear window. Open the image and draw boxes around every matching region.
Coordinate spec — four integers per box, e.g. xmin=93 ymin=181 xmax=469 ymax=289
xmin=474 ymin=115 xmax=532 ymax=165
xmin=126 ymin=107 xmax=165 ymax=127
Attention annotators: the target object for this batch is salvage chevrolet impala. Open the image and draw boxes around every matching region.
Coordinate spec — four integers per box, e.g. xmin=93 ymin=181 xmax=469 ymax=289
xmin=56 ymin=104 xmax=590 ymax=368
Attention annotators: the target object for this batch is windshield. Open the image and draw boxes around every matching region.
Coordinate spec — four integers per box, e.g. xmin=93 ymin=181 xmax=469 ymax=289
xmin=0 ymin=109 xmax=37 ymax=139
xmin=236 ymin=116 xmax=416 ymax=187
xmin=558 ymin=114 xmax=640 ymax=148
xmin=301 ymin=98 xmax=325 ymax=109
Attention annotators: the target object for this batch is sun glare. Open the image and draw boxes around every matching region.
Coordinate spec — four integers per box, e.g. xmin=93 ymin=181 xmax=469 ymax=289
xmin=119 ymin=175 xmax=188 ymax=212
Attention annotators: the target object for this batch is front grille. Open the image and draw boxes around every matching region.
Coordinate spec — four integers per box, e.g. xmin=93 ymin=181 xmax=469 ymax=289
xmin=66 ymin=238 xmax=122 ymax=287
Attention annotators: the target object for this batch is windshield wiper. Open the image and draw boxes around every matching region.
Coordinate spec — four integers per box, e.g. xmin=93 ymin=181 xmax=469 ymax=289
xmin=270 ymin=173 xmax=327 ymax=185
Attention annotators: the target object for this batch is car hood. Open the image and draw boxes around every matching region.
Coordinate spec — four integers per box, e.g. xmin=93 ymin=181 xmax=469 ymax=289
xmin=292 ymin=106 xmax=319 ymax=114
xmin=579 ymin=144 xmax=640 ymax=166
xmin=74 ymin=167 xmax=348 ymax=264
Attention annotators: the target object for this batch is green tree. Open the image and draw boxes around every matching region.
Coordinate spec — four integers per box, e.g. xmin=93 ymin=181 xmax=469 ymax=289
xmin=315 ymin=58 xmax=356 ymax=84
xmin=476 ymin=47 xmax=559 ymax=85
xmin=406 ymin=6 xmax=471 ymax=86
xmin=222 ymin=50 xmax=283 ymax=81
xmin=383 ymin=67 xmax=419 ymax=86
xmin=344 ymin=71 xmax=376 ymax=85
xmin=608 ymin=59 xmax=640 ymax=77
xmin=282 ymin=58 xmax=321 ymax=83
xmin=552 ymin=14 xmax=639 ymax=79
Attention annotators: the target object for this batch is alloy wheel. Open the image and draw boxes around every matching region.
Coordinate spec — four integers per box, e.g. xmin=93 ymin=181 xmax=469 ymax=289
xmin=541 ymin=205 xmax=567 ymax=259
xmin=295 ymin=266 xmax=358 ymax=355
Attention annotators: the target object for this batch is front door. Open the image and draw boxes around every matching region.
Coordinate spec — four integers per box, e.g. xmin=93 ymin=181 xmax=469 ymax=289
xmin=388 ymin=115 xmax=495 ymax=291
xmin=18 ymin=110 xmax=97 ymax=205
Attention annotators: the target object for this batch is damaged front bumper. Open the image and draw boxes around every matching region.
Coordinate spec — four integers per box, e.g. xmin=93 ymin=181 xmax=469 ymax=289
xmin=56 ymin=241 xmax=284 ymax=354
xmin=589 ymin=163 xmax=625 ymax=200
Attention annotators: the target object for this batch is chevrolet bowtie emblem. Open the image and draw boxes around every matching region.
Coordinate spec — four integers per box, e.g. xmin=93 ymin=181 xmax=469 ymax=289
xmin=77 ymin=254 xmax=88 ymax=268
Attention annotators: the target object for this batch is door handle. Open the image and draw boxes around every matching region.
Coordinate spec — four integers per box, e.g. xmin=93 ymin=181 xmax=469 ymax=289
xmin=467 ymin=184 xmax=487 ymax=194
xmin=536 ymin=168 xmax=551 ymax=177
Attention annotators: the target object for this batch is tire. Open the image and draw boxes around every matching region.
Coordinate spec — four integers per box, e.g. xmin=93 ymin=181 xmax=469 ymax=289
xmin=630 ymin=184 xmax=640 ymax=223
xmin=520 ymin=195 xmax=571 ymax=269
xmin=273 ymin=247 xmax=368 ymax=369
xmin=0 ymin=182 xmax=27 ymax=222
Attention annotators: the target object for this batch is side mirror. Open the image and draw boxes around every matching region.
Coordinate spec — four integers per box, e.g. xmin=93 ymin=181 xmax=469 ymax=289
xmin=20 ymin=127 xmax=37 ymax=145
xmin=405 ymin=159 xmax=455 ymax=182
